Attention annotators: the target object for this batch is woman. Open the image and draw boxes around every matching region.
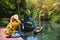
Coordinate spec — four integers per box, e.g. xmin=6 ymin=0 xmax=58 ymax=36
xmin=10 ymin=14 xmax=22 ymax=34
xmin=5 ymin=14 xmax=24 ymax=38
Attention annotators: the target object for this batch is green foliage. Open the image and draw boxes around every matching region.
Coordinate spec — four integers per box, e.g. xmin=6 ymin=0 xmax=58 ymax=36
xmin=5 ymin=0 xmax=15 ymax=9
xmin=0 ymin=20 xmax=9 ymax=27
xmin=0 ymin=0 xmax=60 ymax=40
xmin=32 ymin=9 xmax=39 ymax=18
xmin=26 ymin=9 xmax=30 ymax=16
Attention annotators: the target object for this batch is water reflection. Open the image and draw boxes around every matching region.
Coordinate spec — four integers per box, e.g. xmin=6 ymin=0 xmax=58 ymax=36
xmin=27 ymin=36 xmax=38 ymax=40
xmin=23 ymin=31 xmax=41 ymax=40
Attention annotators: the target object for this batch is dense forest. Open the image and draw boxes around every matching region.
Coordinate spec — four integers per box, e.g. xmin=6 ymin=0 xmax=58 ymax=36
xmin=0 ymin=0 xmax=60 ymax=40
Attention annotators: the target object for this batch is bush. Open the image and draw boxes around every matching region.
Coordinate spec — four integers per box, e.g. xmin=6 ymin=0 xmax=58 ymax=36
xmin=0 ymin=20 xmax=9 ymax=27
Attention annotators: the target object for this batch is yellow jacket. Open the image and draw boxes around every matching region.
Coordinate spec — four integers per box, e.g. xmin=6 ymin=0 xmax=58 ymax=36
xmin=5 ymin=21 xmax=22 ymax=35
